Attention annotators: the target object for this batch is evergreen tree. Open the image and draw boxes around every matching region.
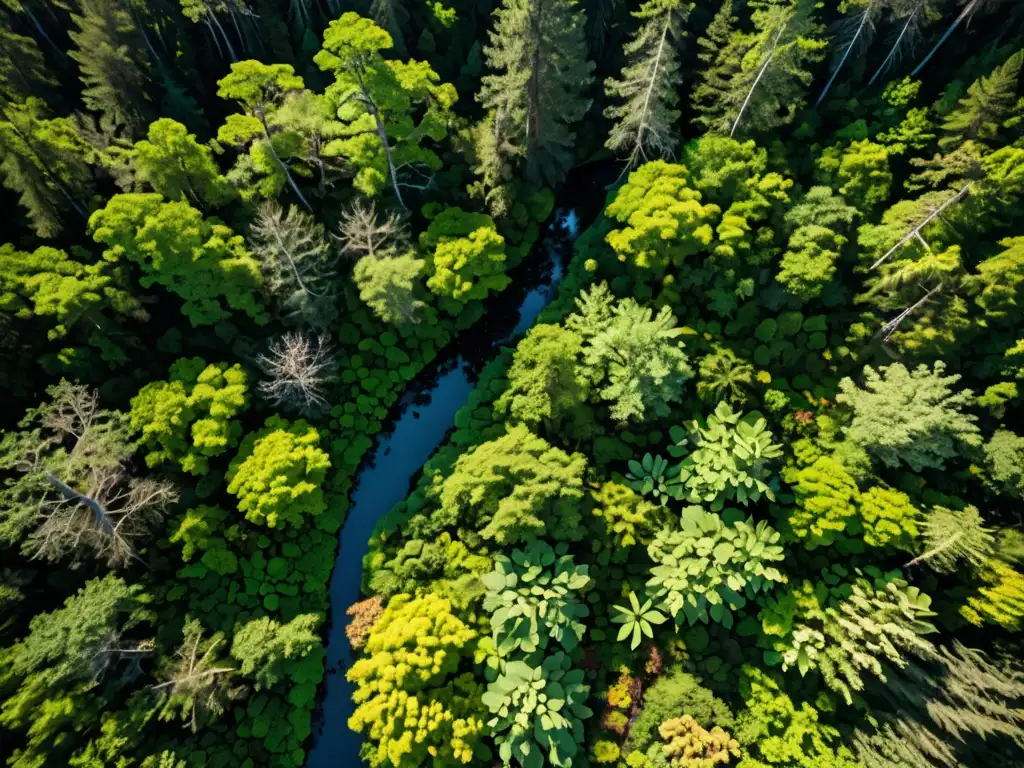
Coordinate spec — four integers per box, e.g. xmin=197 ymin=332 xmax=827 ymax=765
xmin=0 ymin=97 xmax=95 ymax=237
xmin=478 ymin=0 xmax=595 ymax=187
xmin=0 ymin=12 xmax=55 ymax=106
xmin=939 ymin=49 xmax=1023 ymax=150
xmin=69 ymin=0 xmax=154 ymax=137
xmin=837 ymin=362 xmax=981 ymax=472
xmin=603 ymin=0 xmax=690 ymax=168
xmin=692 ymin=0 xmax=826 ymax=136
xmin=248 ymin=201 xmax=337 ymax=329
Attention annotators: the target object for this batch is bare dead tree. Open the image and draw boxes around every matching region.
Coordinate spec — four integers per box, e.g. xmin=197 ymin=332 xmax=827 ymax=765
xmin=256 ymin=332 xmax=337 ymax=414
xmin=334 ymin=199 xmax=407 ymax=260
xmin=0 ymin=380 xmax=177 ymax=569
xmin=248 ymin=201 xmax=338 ymax=329
xmin=153 ymin=618 xmax=242 ymax=733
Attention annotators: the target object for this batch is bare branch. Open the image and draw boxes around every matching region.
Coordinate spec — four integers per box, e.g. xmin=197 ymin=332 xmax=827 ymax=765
xmin=334 ymin=200 xmax=407 ymax=260
xmin=257 ymin=332 xmax=337 ymax=415
xmin=871 ymin=184 xmax=972 ymax=270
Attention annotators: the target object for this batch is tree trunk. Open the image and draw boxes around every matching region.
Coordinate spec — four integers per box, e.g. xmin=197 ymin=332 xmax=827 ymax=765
xmin=257 ymin=108 xmax=314 ymax=212
xmin=817 ymin=4 xmax=877 ymax=105
xmin=911 ymin=0 xmax=978 ymax=78
xmin=731 ymin=20 xmax=788 ymax=137
xmin=869 ymin=2 xmax=922 ymax=85
xmin=356 ymin=75 xmax=406 ymax=209
xmin=631 ymin=16 xmax=671 ymax=167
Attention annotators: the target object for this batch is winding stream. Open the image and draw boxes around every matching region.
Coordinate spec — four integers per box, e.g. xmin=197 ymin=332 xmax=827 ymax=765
xmin=306 ymin=207 xmax=582 ymax=767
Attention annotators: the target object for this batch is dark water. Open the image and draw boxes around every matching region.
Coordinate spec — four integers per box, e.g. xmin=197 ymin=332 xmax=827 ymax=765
xmin=305 ymin=208 xmax=581 ymax=768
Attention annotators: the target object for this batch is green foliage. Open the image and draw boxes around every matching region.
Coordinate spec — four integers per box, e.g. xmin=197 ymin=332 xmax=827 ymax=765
xmin=130 ymin=358 xmax=248 ymax=475
xmin=657 ymin=714 xmax=741 ymax=767
xmin=625 ymin=669 xmax=735 ymax=761
xmin=647 ymin=506 xmax=786 ymax=628
xmin=604 ymin=0 xmax=689 ymax=167
xmin=0 ymin=242 xmax=144 ymax=365
xmin=697 ymin=345 xmax=755 ymax=404
xmin=482 ymin=651 xmax=593 ymax=768
xmin=438 ymin=425 xmax=587 ymax=545
xmin=420 ymin=207 xmax=510 ymax=313
xmin=939 ymin=50 xmax=1023 ymax=150
xmin=787 ymin=456 xmax=860 ymax=548
xmin=231 ymin=614 xmax=322 ymax=690
xmin=347 ymin=593 xmax=488 ymax=767
xmin=0 ymin=97 xmax=95 ymax=237
xmin=225 ymin=415 xmax=330 ymax=529
xmin=961 ymin=561 xmax=1024 ymax=632
xmin=482 ymin=539 xmax=590 ymax=655
xmin=857 ymin=486 xmax=920 ymax=551
xmin=583 ymin=298 xmax=694 ymax=423
xmin=669 ymin=402 xmax=783 ymax=509
xmin=0 ymin=575 xmax=152 ymax=765
xmin=315 ymin=13 xmax=457 ymax=202
xmin=495 ymin=323 xmax=588 ymax=432
xmin=984 ymin=429 xmax=1024 ymax=498
xmin=131 ymin=118 xmax=233 ymax=207
xmin=690 ymin=0 xmax=826 ymax=136
xmin=627 ymin=452 xmax=684 ymax=506
xmin=605 ymin=161 xmax=719 ymax=275
xmin=778 ymin=186 xmax=858 ymax=300
xmin=611 ymin=590 xmax=668 ymax=650
xmin=89 ymin=193 xmax=268 ymax=326
xmin=837 ymin=362 xmax=982 ymax=472
xmin=735 ymin=666 xmax=860 ymax=768
xmin=968 ymin=236 xmax=1024 ymax=323
xmin=478 ymin=0 xmax=594 ymax=187
xmin=353 ymin=252 xmax=427 ymax=325
xmin=168 ymin=504 xmax=238 ymax=575
xmin=758 ymin=566 xmax=936 ymax=704
xmin=913 ymin=505 xmax=995 ymax=574
xmin=590 ymin=481 xmax=666 ymax=552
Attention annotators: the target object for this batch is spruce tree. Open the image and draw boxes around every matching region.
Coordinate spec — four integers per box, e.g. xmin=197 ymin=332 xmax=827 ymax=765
xmin=939 ymin=49 xmax=1023 ymax=150
xmin=692 ymin=0 xmax=826 ymax=136
xmin=0 ymin=98 xmax=95 ymax=237
xmin=604 ymin=0 xmax=691 ymax=168
xmin=69 ymin=0 xmax=154 ymax=137
xmin=478 ymin=0 xmax=595 ymax=187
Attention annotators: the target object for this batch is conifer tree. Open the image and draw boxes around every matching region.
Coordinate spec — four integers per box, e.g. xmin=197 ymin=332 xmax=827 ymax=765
xmin=248 ymin=201 xmax=337 ymax=329
xmin=939 ymin=50 xmax=1023 ymax=150
xmin=816 ymin=0 xmax=887 ymax=105
xmin=603 ymin=0 xmax=691 ymax=168
xmin=692 ymin=0 xmax=826 ymax=136
xmin=69 ymin=0 xmax=154 ymax=137
xmin=691 ymin=0 xmax=745 ymax=134
xmin=837 ymin=362 xmax=981 ymax=472
xmin=0 ymin=98 xmax=95 ymax=237
xmin=478 ymin=0 xmax=595 ymax=187
xmin=352 ymin=251 xmax=426 ymax=325
xmin=0 ymin=12 xmax=55 ymax=106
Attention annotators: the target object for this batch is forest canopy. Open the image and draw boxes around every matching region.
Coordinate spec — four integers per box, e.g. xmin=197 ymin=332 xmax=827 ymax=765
xmin=1 ymin=1 xmax=1024 ymax=768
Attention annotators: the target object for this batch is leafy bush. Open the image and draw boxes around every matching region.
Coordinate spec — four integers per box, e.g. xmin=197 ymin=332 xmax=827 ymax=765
xmin=226 ymin=416 xmax=330 ymax=529
xmin=482 ymin=651 xmax=593 ymax=768
xmin=647 ymin=506 xmax=786 ymax=628
xmin=346 ymin=593 xmax=488 ymax=768
xmin=668 ymin=402 xmax=783 ymax=510
xmin=482 ymin=540 xmax=590 ymax=655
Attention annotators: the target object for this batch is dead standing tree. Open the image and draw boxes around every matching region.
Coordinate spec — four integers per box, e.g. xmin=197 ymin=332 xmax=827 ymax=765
xmin=256 ymin=331 xmax=338 ymax=415
xmin=0 ymin=380 xmax=176 ymax=569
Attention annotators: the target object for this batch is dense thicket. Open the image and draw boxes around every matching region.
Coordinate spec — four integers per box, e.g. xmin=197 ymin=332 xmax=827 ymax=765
xmin=1 ymin=1 xmax=1024 ymax=767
